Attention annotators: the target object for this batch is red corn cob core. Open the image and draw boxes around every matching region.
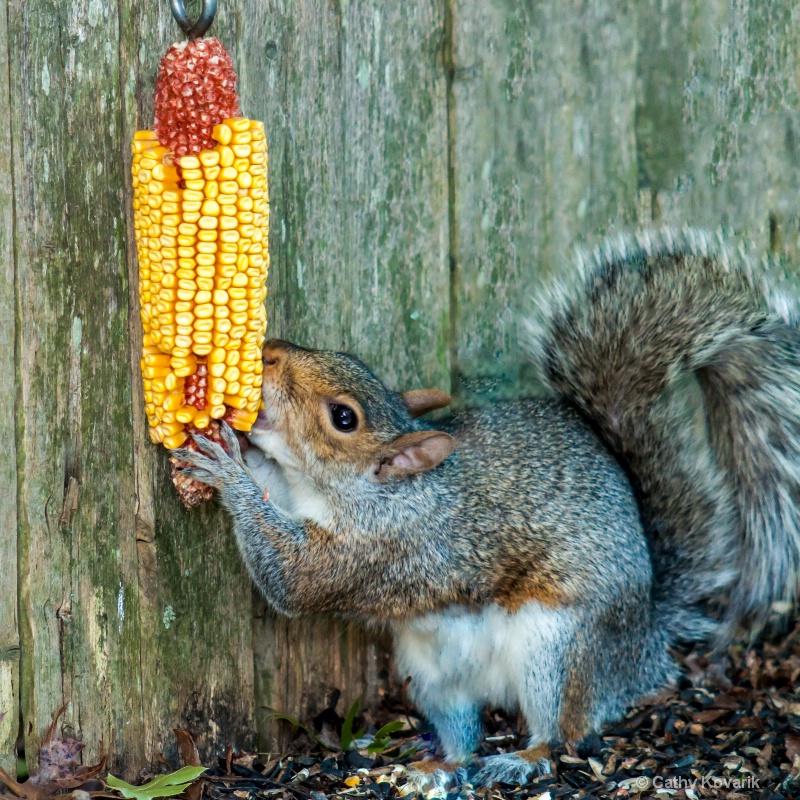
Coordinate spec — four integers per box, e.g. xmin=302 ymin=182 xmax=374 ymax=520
xmin=153 ymin=37 xmax=240 ymax=157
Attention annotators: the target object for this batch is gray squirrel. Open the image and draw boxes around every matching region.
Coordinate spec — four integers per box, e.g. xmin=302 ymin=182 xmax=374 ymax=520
xmin=174 ymin=228 xmax=800 ymax=787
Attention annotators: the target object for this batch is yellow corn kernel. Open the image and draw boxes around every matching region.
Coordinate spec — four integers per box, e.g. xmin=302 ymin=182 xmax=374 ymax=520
xmin=176 ymin=406 xmax=198 ymax=424
xmin=165 ymin=373 xmax=184 ymax=392
xmin=144 ymin=353 xmax=172 ymax=367
xmin=191 ymin=411 xmax=209 ymax=429
xmin=200 ymin=150 xmax=221 ymax=167
xmin=219 ymin=146 xmax=235 ymax=167
xmin=229 ymin=409 xmax=259 ymax=430
xmin=163 ymin=393 xmax=185 ymax=411
xmin=133 ymin=122 xmax=269 ymax=448
xmin=213 ymin=123 xmax=233 ymax=145
xmin=224 ymin=394 xmax=248 ymax=410
xmin=209 ymin=404 xmax=226 ymax=419
xmin=163 ymin=431 xmax=189 ymax=449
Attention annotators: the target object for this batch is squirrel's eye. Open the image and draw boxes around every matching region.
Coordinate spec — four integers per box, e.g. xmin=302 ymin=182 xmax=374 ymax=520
xmin=330 ymin=403 xmax=358 ymax=432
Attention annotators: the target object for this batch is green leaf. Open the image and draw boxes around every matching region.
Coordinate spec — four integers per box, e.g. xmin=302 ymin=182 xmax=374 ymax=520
xmin=263 ymin=712 xmax=328 ymax=749
xmin=107 ymin=767 xmax=207 ymax=800
xmin=373 ymin=720 xmax=405 ymax=741
xmin=397 ymin=742 xmax=421 ymax=759
xmin=366 ymin=720 xmax=405 ymax=753
xmin=340 ymin=697 xmax=362 ymax=751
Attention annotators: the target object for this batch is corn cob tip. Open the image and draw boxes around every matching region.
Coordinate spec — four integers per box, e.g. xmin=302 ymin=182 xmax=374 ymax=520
xmin=154 ymin=37 xmax=240 ymax=157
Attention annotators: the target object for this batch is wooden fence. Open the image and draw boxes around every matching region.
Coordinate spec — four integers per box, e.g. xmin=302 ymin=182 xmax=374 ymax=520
xmin=1 ymin=0 xmax=799 ymax=780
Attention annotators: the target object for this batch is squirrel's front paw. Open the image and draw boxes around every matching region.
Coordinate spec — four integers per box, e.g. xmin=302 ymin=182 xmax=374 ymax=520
xmin=471 ymin=746 xmax=552 ymax=788
xmin=173 ymin=422 xmax=249 ymax=490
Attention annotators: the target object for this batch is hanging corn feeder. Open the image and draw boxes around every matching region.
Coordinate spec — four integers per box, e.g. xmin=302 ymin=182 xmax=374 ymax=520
xmin=131 ymin=0 xmax=269 ymax=506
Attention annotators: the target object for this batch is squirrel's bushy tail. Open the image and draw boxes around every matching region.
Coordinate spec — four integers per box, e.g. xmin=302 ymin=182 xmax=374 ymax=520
xmin=528 ymin=228 xmax=800 ymax=639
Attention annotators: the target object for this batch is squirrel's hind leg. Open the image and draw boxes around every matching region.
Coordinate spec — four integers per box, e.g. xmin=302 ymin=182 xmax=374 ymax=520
xmin=399 ymin=704 xmax=480 ymax=795
xmin=427 ymin=703 xmax=483 ymax=762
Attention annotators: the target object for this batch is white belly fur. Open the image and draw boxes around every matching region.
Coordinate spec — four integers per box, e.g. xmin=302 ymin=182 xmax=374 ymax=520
xmin=393 ymin=601 xmax=575 ymax=739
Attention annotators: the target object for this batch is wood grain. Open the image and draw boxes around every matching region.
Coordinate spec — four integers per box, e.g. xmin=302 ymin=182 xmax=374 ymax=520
xmin=118 ymin=0 xmax=255 ymax=772
xmin=451 ymin=0 xmax=639 ymax=402
xmin=0 ymin=0 xmax=19 ymax=776
xmin=452 ymin=0 xmax=800 ymax=404
xmin=635 ymin=0 xmax=800 ymax=255
xmin=7 ymin=0 xmax=143 ymax=773
xmin=236 ymin=0 xmax=450 ymax=749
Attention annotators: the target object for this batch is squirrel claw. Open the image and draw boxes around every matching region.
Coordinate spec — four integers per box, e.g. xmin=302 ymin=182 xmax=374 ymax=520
xmin=190 ymin=432 xmax=226 ymax=460
xmin=218 ymin=421 xmax=245 ymax=466
xmin=177 ymin=465 xmax=216 ymax=487
xmin=172 ymin=447 xmax=207 ymax=468
xmin=471 ymin=752 xmax=550 ymax=788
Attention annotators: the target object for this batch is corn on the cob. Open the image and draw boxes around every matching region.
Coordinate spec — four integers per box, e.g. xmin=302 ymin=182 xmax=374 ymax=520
xmin=131 ymin=38 xmax=269 ymax=505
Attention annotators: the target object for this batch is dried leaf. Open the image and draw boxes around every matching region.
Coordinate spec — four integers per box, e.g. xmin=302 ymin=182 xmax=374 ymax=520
xmin=0 ymin=764 xmax=36 ymax=800
xmin=711 ymin=693 xmax=741 ymax=709
xmin=0 ymin=706 xmax=105 ymax=800
xmin=172 ymin=730 xmax=202 ymax=800
xmin=691 ymin=709 xmax=728 ymax=724
xmin=173 ymin=730 xmax=201 ymax=768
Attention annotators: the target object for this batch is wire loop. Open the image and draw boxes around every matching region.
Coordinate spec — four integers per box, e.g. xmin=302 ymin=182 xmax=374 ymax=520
xmin=170 ymin=0 xmax=217 ymax=38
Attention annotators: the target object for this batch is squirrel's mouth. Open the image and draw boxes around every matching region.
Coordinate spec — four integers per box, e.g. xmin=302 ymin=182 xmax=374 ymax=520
xmin=249 ymin=409 xmax=274 ymax=432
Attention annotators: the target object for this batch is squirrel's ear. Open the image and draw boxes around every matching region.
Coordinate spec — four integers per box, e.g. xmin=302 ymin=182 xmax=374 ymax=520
xmin=375 ymin=431 xmax=455 ymax=481
xmin=402 ymin=388 xmax=452 ymax=418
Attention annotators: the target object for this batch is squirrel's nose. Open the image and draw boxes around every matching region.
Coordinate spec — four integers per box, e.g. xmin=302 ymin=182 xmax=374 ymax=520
xmin=262 ymin=340 xmax=284 ymax=368
xmin=263 ymin=338 xmax=311 ymax=368
xmin=261 ymin=339 xmax=292 ymax=367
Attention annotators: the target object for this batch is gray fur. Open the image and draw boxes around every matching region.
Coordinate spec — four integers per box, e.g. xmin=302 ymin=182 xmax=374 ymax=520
xmin=527 ymin=226 xmax=800 ymax=634
xmin=473 ymin=754 xmax=551 ymax=787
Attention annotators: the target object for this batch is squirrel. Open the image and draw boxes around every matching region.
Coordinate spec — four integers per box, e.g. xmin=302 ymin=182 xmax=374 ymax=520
xmin=175 ymin=228 xmax=800 ymax=788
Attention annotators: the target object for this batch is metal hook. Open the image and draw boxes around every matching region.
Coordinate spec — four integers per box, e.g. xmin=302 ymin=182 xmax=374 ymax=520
xmin=170 ymin=0 xmax=217 ymax=38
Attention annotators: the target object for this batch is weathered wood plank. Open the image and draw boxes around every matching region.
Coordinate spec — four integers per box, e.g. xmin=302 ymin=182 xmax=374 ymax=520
xmin=451 ymin=0 xmax=639 ymax=401
xmin=453 ymin=0 xmax=800 ymax=406
xmin=236 ymin=0 xmax=450 ymax=748
xmin=8 ymin=0 xmax=143 ymax=774
xmin=635 ymin=0 xmax=800 ymax=259
xmin=0 ymin=0 xmax=20 ymax=778
xmin=118 ymin=1 xmax=255 ymax=772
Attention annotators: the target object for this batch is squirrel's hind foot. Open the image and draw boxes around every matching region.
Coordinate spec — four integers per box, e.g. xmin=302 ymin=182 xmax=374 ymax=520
xmin=400 ymin=762 xmax=468 ymax=796
xmin=471 ymin=746 xmax=552 ymax=789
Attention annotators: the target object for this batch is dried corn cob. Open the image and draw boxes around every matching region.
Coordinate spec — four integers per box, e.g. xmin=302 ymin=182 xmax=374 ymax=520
xmin=131 ymin=37 xmax=269 ymax=505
